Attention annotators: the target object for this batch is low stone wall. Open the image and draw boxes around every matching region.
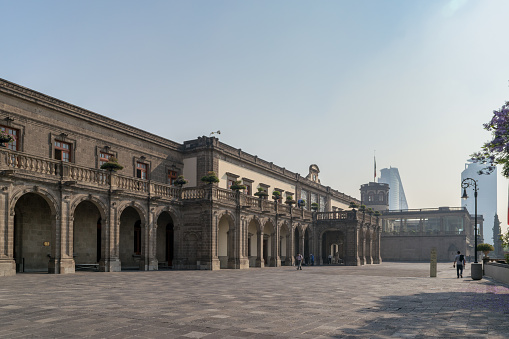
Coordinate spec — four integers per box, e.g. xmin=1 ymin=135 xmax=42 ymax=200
xmin=484 ymin=262 xmax=509 ymax=285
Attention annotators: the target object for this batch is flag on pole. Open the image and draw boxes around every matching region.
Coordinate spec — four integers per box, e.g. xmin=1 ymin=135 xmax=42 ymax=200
xmin=374 ymin=155 xmax=376 ymax=181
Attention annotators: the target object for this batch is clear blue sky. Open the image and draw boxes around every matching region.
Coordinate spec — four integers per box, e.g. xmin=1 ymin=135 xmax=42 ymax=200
xmin=2 ymin=0 xmax=509 ymax=236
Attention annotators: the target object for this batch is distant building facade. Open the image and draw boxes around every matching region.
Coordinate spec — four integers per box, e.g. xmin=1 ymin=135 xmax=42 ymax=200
xmin=378 ymin=167 xmax=408 ymax=210
xmin=380 ymin=207 xmax=482 ymax=262
xmin=0 ymin=79 xmax=381 ymax=277
xmin=461 ymin=161 xmax=497 ymax=245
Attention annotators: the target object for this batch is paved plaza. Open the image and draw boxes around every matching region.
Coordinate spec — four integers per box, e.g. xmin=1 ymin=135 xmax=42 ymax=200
xmin=1 ymin=263 xmax=508 ymax=338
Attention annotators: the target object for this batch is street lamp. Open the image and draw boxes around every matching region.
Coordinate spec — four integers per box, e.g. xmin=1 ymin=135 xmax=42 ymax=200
xmin=461 ymin=177 xmax=482 ymax=280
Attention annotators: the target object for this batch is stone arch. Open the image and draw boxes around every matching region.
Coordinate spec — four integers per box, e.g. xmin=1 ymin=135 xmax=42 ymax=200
xmin=153 ymin=205 xmax=180 ymax=228
xmin=247 ymin=216 xmax=262 ymax=267
xmin=320 ymin=228 xmax=346 ymax=265
xmin=117 ymin=201 xmax=147 ymax=226
xmin=118 ymin=203 xmax=146 ymax=270
xmin=155 ymin=209 xmax=177 ymax=268
xmin=262 ymin=219 xmax=275 ymax=266
xmin=246 ymin=215 xmax=263 ymax=232
xmin=217 ymin=209 xmax=236 ymax=224
xmin=10 ymin=186 xmax=59 ymax=217
xmin=71 ymin=196 xmax=108 ymax=266
xmin=69 ymin=194 xmax=107 ymax=221
xmin=218 ymin=210 xmax=235 ymax=269
xmin=279 ymin=221 xmax=291 ymax=265
xmin=12 ymin=189 xmax=58 ymax=272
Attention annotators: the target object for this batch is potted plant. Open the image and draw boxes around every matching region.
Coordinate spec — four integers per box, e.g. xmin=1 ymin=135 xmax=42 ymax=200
xmin=477 ymin=243 xmax=495 ymax=258
xmin=201 ymin=171 xmax=220 ymax=184
xmin=367 ymin=207 xmax=374 ymax=215
xmin=349 ymin=202 xmax=358 ymax=209
xmin=230 ymin=180 xmax=246 ymax=191
xmin=311 ymin=202 xmax=319 ymax=211
xmin=0 ymin=130 xmax=13 ymax=147
xmin=285 ymin=196 xmax=296 ymax=206
xmin=272 ymin=190 xmax=281 ymax=201
xmin=374 ymin=211 xmax=381 ymax=217
xmin=174 ymin=175 xmax=188 ymax=187
xmin=100 ymin=157 xmax=124 ymax=171
xmin=359 ymin=204 xmax=366 ymax=212
xmin=254 ymin=187 xmax=268 ymax=199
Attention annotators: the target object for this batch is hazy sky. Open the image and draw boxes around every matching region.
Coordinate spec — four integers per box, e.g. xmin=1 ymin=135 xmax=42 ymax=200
xmin=2 ymin=0 xmax=509 ymax=235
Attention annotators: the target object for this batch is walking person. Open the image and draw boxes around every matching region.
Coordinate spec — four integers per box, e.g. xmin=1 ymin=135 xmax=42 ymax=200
xmin=453 ymin=251 xmax=465 ymax=278
xmin=310 ymin=253 xmax=314 ymax=266
xmin=296 ymin=253 xmax=303 ymax=270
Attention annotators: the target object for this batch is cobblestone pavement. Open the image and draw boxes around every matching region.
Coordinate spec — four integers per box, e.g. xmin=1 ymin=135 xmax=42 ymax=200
xmin=1 ymin=262 xmax=508 ymax=338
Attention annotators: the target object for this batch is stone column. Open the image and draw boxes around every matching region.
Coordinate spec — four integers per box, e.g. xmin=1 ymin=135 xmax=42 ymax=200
xmin=49 ymin=189 xmax=74 ymax=274
xmin=255 ymin=230 xmax=264 ymax=267
xmin=365 ymin=229 xmax=373 ymax=264
xmin=101 ymin=196 xmax=121 ymax=272
xmin=0 ymin=185 xmax=15 ymax=276
xmin=270 ymin=222 xmax=281 ymax=267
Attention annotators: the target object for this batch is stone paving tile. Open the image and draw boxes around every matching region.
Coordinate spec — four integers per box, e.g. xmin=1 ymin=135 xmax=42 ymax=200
xmin=1 ymin=263 xmax=509 ymax=338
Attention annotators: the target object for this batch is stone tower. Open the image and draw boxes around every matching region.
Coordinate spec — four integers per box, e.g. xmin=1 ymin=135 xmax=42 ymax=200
xmin=360 ymin=182 xmax=390 ymax=212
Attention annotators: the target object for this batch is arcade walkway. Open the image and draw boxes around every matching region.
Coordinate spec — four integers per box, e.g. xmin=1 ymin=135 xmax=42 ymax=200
xmin=0 ymin=263 xmax=508 ymax=338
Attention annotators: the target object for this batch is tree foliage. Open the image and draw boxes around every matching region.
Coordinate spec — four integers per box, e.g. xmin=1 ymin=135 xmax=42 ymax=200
xmin=471 ymin=101 xmax=509 ymax=176
xmin=476 ymin=243 xmax=494 ymax=253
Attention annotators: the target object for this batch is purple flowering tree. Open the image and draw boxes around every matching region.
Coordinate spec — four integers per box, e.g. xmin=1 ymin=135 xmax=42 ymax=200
xmin=471 ymin=101 xmax=509 ymax=176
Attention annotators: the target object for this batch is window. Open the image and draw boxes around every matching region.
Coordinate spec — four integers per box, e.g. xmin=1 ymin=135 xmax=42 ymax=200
xmin=167 ymin=170 xmax=178 ymax=185
xmin=242 ymin=177 xmax=254 ymax=196
xmin=136 ymin=162 xmax=147 ymax=179
xmin=244 ymin=182 xmax=251 ymax=195
xmin=55 ymin=141 xmax=71 ymax=162
xmin=227 ymin=179 xmax=236 ymax=189
xmin=368 ymin=193 xmax=374 ymax=202
xmin=99 ymin=152 xmax=113 ymax=166
xmin=0 ymin=125 xmax=19 ymax=151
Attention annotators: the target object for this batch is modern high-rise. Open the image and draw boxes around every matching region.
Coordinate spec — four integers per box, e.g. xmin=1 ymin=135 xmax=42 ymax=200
xmin=378 ymin=167 xmax=408 ymax=210
xmin=461 ymin=160 xmax=497 ymax=245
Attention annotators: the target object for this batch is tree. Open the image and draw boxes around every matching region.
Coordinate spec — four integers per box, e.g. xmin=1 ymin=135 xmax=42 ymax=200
xmin=471 ymin=100 xmax=509 ymax=176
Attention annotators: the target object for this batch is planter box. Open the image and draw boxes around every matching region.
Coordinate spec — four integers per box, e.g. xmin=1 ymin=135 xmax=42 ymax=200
xmin=484 ymin=262 xmax=509 ymax=285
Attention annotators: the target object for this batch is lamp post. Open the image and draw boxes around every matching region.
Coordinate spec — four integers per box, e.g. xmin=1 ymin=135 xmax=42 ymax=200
xmin=461 ymin=178 xmax=482 ymax=280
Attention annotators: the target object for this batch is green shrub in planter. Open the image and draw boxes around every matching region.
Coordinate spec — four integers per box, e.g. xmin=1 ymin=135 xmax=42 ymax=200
xmin=201 ymin=171 xmax=220 ymax=184
xmin=272 ymin=190 xmax=281 ymax=200
xmin=477 ymin=243 xmax=494 ymax=257
xmin=311 ymin=202 xmax=319 ymax=211
xmin=230 ymin=180 xmax=246 ymax=191
xmin=285 ymin=196 xmax=296 ymax=205
xmin=374 ymin=211 xmax=381 ymax=217
xmin=0 ymin=130 xmax=13 ymax=144
xmin=100 ymin=157 xmax=124 ymax=171
xmin=349 ymin=202 xmax=358 ymax=209
xmin=254 ymin=187 xmax=268 ymax=198
xmin=359 ymin=204 xmax=366 ymax=212
xmin=174 ymin=175 xmax=188 ymax=187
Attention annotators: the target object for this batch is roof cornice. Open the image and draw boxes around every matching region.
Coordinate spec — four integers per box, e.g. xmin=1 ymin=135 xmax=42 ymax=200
xmin=0 ymin=78 xmax=182 ymax=150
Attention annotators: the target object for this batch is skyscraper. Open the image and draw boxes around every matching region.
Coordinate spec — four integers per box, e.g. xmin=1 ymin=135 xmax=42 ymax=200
xmin=378 ymin=167 xmax=408 ymax=210
xmin=461 ymin=160 xmax=497 ymax=244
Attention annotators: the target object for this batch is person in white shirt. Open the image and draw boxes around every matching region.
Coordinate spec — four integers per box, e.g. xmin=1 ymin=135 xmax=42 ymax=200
xmin=453 ymin=251 xmax=465 ymax=278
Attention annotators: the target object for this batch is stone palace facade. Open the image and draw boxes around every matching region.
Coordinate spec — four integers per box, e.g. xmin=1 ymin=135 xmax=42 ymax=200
xmin=0 ymin=79 xmax=381 ymax=276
